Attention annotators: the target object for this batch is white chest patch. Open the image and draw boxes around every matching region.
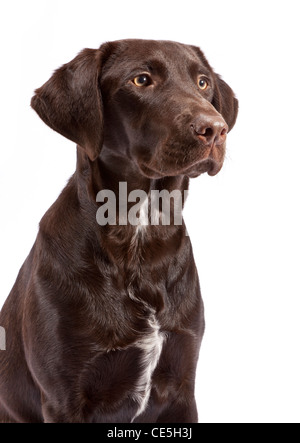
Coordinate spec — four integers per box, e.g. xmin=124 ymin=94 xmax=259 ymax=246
xmin=131 ymin=314 xmax=165 ymax=422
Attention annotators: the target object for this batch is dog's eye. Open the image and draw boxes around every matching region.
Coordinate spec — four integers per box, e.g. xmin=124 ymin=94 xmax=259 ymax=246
xmin=198 ymin=76 xmax=209 ymax=90
xmin=133 ymin=74 xmax=151 ymax=87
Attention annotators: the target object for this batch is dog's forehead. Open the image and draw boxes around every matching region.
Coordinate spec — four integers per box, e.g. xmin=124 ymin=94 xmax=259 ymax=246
xmin=103 ymin=39 xmax=207 ymax=73
xmin=120 ymin=40 xmax=192 ymax=59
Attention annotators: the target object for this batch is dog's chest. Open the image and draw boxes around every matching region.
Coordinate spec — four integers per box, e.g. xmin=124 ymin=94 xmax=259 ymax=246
xmin=131 ymin=313 xmax=165 ymax=421
xmin=124 ymin=285 xmax=164 ymax=421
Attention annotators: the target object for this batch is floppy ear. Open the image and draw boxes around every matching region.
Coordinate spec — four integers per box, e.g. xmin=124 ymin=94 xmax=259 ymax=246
xmin=212 ymin=74 xmax=239 ymax=132
xmin=31 ymin=48 xmax=104 ymax=161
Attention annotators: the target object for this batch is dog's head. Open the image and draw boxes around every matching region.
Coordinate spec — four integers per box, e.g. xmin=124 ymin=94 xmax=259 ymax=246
xmin=31 ymin=39 xmax=238 ymax=178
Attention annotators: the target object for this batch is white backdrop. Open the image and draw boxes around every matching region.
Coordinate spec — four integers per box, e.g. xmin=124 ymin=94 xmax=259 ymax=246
xmin=1 ymin=0 xmax=299 ymax=423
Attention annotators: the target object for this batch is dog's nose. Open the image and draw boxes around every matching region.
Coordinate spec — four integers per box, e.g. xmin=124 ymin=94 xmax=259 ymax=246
xmin=191 ymin=115 xmax=228 ymax=147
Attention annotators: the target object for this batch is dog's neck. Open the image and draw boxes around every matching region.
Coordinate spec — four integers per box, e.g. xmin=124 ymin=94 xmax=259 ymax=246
xmin=76 ymin=145 xmax=189 ymax=210
xmin=75 ymin=146 xmax=189 ymax=269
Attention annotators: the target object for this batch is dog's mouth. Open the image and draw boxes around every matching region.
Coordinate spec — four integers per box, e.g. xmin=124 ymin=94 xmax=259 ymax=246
xmin=137 ymin=138 xmax=226 ymax=179
xmin=183 ymin=140 xmax=226 ymax=177
xmin=138 ymin=158 xmax=222 ymax=179
xmin=184 ymin=158 xmax=223 ymax=178
xmin=138 ymin=142 xmax=225 ymax=178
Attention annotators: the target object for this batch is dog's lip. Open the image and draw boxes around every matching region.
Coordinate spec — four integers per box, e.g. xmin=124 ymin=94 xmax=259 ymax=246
xmin=207 ymin=159 xmax=223 ymax=176
xmin=138 ymin=158 xmax=222 ymax=179
xmin=138 ymin=162 xmax=165 ymax=179
xmin=185 ymin=158 xmax=222 ymax=178
xmin=185 ymin=142 xmax=225 ymax=177
xmin=138 ymin=141 xmax=224 ymax=178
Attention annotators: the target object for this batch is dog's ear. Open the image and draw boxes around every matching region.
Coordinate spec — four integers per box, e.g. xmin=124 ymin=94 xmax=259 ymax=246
xmin=31 ymin=48 xmax=104 ymax=161
xmin=212 ymin=74 xmax=238 ymax=132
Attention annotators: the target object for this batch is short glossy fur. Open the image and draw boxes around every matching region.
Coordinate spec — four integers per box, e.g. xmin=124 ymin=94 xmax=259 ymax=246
xmin=0 ymin=39 xmax=238 ymax=422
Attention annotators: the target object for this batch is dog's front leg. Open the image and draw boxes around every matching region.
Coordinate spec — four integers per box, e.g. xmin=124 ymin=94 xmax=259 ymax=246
xmin=41 ymin=398 xmax=83 ymax=423
xmin=156 ymin=395 xmax=198 ymax=423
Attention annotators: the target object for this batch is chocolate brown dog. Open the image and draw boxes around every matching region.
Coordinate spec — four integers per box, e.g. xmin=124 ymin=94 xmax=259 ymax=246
xmin=0 ymin=39 xmax=238 ymax=423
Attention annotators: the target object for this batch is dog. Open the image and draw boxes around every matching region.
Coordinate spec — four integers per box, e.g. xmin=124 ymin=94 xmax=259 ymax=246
xmin=0 ymin=39 xmax=238 ymax=423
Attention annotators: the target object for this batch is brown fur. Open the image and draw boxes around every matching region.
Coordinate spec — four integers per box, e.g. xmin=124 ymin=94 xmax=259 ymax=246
xmin=0 ymin=39 xmax=238 ymax=423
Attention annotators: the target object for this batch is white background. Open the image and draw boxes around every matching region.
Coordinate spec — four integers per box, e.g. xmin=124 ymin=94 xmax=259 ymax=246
xmin=1 ymin=0 xmax=299 ymax=423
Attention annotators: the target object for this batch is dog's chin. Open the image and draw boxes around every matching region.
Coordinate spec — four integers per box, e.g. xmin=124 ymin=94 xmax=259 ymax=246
xmin=138 ymin=163 xmax=165 ymax=179
xmin=138 ymin=158 xmax=223 ymax=179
